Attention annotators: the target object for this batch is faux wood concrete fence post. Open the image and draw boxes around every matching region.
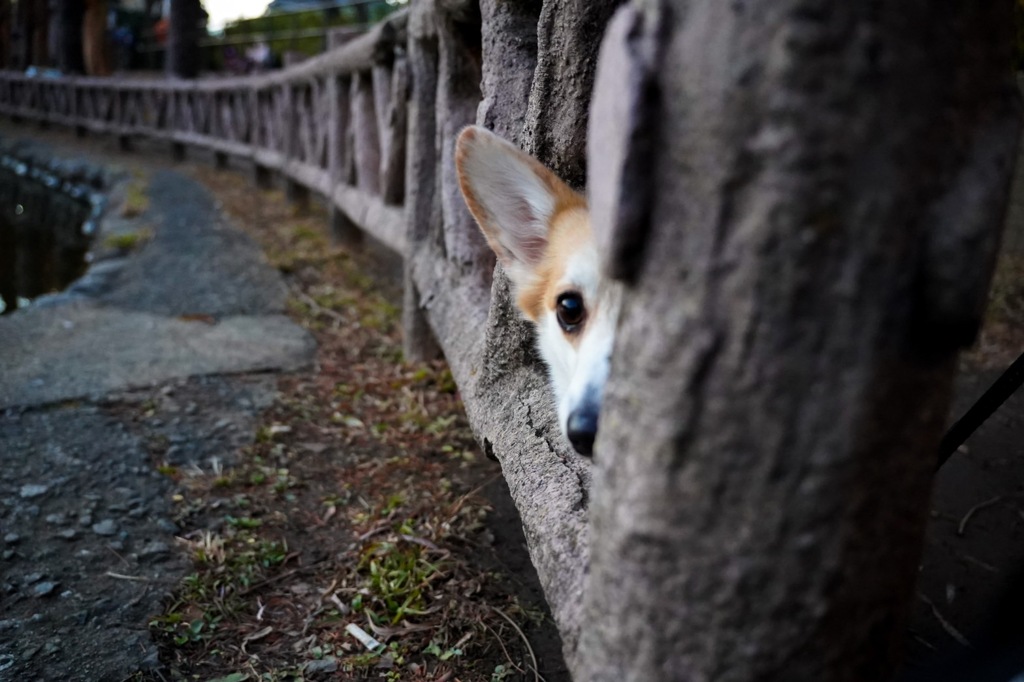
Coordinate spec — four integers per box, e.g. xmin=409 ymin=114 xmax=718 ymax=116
xmin=580 ymin=2 xmax=1022 ymax=680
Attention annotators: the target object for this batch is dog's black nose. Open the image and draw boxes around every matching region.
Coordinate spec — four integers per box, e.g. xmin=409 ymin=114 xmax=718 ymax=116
xmin=567 ymin=409 xmax=598 ymax=456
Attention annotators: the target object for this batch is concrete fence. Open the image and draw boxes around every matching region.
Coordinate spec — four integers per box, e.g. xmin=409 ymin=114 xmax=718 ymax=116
xmin=2 ymin=2 xmax=1016 ymax=679
xmin=0 ymin=2 xmax=615 ymax=672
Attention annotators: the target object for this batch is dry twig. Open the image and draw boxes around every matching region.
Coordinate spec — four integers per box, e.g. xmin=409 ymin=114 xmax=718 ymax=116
xmin=105 ymin=571 xmax=153 ymax=583
xmin=958 ymin=496 xmax=1004 ymax=536
xmin=918 ymin=593 xmax=971 ymax=647
xmin=492 ymin=606 xmax=543 ymax=682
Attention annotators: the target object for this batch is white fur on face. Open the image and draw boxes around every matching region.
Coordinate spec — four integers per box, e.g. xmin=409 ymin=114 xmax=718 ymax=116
xmin=537 ymin=246 xmax=621 ymax=441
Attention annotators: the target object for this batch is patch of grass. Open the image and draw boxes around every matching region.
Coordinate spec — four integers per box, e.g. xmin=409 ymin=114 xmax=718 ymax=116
xmin=359 ymin=540 xmax=442 ymax=625
xmin=104 ymin=228 xmax=152 ymax=252
xmin=120 ymin=179 xmax=149 ymax=218
xmin=150 ymin=527 xmax=289 ymax=651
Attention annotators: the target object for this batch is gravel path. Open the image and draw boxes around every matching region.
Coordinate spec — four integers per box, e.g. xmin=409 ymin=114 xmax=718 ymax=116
xmin=0 ymin=154 xmax=313 ymax=681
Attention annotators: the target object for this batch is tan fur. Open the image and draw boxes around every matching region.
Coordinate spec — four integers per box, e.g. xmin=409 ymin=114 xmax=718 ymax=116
xmin=455 ymin=127 xmax=585 ymax=271
xmin=517 ymin=207 xmax=591 ymax=337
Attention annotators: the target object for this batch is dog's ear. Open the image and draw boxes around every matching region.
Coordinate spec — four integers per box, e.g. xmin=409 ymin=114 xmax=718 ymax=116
xmin=455 ymin=126 xmax=579 ymax=290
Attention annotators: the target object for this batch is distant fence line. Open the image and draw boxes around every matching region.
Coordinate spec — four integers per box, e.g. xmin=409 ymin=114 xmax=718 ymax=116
xmin=0 ymin=11 xmax=410 ymax=255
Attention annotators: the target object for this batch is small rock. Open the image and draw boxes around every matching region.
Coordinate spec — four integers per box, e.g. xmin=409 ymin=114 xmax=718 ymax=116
xmin=23 ymin=573 xmax=43 ymax=584
xmin=32 ymin=581 xmax=58 ymax=597
xmin=3 ymin=533 xmax=20 ymax=545
xmin=140 ymin=648 xmax=161 ymax=670
xmin=19 ymin=484 xmax=48 ymax=498
xmin=1 ymin=550 xmax=13 ymax=561
xmin=79 ymin=515 xmax=93 ymax=527
xmin=305 ymin=658 xmax=339 ymax=674
xmin=138 ymin=541 xmax=169 ymax=558
xmin=57 ymin=529 xmax=77 ymax=540
xmin=44 ymin=513 xmax=65 ymax=525
xmin=155 ymin=518 xmax=178 ymax=533
xmin=91 ymin=519 xmax=118 ymax=536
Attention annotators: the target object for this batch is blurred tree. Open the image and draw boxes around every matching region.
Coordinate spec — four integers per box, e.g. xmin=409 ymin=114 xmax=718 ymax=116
xmin=83 ymin=0 xmax=110 ymax=75
xmin=54 ymin=0 xmax=84 ymax=73
xmin=0 ymin=0 xmax=11 ymax=68
xmin=167 ymin=0 xmax=202 ymax=78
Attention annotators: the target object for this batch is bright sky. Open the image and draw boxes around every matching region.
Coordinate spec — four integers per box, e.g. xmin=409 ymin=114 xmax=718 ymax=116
xmin=204 ymin=0 xmax=271 ymax=32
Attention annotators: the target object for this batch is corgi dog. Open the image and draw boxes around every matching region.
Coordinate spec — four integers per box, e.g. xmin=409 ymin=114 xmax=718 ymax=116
xmin=455 ymin=125 xmax=618 ymax=456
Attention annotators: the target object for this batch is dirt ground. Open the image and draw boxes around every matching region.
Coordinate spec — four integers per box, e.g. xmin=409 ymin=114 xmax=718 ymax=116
xmin=140 ymin=159 xmax=571 ymax=681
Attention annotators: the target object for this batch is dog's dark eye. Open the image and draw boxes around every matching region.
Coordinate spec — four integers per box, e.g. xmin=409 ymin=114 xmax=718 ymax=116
xmin=556 ymin=292 xmax=585 ymax=331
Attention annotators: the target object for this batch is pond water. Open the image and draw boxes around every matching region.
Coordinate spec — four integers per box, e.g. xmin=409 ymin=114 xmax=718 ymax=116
xmin=0 ymin=157 xmax=98 ymax=314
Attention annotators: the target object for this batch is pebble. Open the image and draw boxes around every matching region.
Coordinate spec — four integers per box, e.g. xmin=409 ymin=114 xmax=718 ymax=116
xmin=138 ymin=541 xmax=169 ymax=558
xmin=44 ymin=513 xmax=65 ymax=525
xmin=155 ymin=518 xmax=178 ymax=533
xmin=91 ymin=520 xmax=118 ymax=536
xmin=57 ymin=529 xmax=77 ymax=540
xmin=31 ymin=581 xmax=58 ymax=597
xmin=305 ymin=658 xmax=339 ymax=674
xmin=3 ymin=533 xmax=20 ymax=545
xmin=140 ymin=648 xmax=161 ymax=670
xmin=19 ymin=484 xmax=48 ymax=498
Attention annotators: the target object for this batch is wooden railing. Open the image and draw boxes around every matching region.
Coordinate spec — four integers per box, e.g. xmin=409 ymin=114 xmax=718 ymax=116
xmin=0 ymin=3 xmax=604 ymax=674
